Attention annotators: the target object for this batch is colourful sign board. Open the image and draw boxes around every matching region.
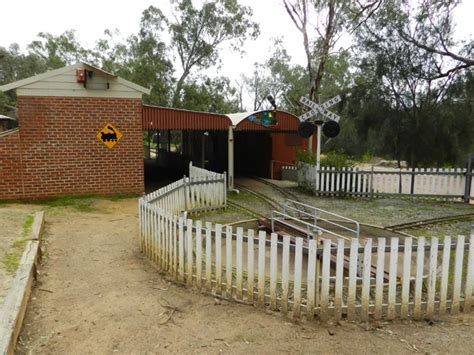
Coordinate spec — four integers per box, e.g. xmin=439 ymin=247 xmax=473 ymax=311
xmin=247 ymin=110 xmax=278 ymax=128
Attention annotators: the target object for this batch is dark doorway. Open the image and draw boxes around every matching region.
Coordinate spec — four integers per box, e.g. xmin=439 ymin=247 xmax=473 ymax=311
xmin=235 ymin=131 xmax=272 ymax=178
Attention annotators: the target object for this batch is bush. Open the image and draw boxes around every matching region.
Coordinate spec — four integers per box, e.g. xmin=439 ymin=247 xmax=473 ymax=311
xmin=321 ymin=152 xmax=354 ymax=169
xmin=296 ymin=150 xmax=354 ymax=169
xmin=296 ymin=149 xmax=317 ymax=165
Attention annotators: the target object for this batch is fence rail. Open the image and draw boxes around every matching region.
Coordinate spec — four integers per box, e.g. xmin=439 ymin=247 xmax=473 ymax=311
xmin=298 ymin=163 xmax=474 ymax=202
xmin=139 ymin=169 xmax=474 ymax=322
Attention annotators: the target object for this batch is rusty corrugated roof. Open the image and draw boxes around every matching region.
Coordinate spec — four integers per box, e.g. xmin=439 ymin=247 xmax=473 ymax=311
xmin=142 ymin=105 xmax=300 ymax=132
xmin=143 ymin=105 xmax=230 ymax=130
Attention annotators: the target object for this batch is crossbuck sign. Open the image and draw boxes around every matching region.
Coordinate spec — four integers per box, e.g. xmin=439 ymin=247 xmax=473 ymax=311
xmin=298 ymin=95 xmax=341 ymax=123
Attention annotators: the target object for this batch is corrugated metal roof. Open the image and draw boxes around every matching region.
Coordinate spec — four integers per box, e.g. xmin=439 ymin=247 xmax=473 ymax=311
xmin=143 ymin=105 xmax=230 ymax=130
xmin=142 ymin=105 xmax=300 ymax=132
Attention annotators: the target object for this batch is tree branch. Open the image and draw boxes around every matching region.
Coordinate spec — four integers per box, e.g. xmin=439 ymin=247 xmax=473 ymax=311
xmin=399 ymin=31 xmax=474 ymax=66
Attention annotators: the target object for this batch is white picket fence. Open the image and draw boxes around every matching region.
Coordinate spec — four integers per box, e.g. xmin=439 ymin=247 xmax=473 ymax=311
xmin=143 ymin=175 xmax=226 ymax=216
xmin=189 ymin=161 xmax=225 ymax=179
xmin=139 ymin=176 xmax=474 ymax=322
xmin=298 ymin=163 xmax=474 ymax=201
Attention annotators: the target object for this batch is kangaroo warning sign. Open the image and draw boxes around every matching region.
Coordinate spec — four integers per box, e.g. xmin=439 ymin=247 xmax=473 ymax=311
xmin=97 ymin=123 xmax=123 ymax=149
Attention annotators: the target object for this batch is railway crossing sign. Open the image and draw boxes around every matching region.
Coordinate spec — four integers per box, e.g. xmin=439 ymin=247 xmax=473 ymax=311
xmin=97 ymin=123 xmax=123 ymax=149
xmin=298 ymin=95 xmax=341 ymax=123
xmin=297 ymin=94 xmax=342 ymax=191
xmin=297 ymin=95 xmax=342 ymax=139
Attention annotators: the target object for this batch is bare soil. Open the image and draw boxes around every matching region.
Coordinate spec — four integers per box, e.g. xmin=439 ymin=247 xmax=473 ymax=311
xmin=15 ymin=198 xmax=474 ymax=354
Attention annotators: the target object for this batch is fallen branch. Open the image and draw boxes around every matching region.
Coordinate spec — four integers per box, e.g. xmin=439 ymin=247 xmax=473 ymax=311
xmin=159 ymin=309 xmax=175 ymax=325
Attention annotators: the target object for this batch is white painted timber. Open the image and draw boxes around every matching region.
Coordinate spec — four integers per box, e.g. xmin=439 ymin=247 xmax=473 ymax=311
xmin=258 ymin=231 xmax=266 ymax=306
xmin=464 ymin=235 xmax=474 ymax=312
xmin=400 ymin=238 xmax=412 ymax=318
xmin=452 ymin=235 xmax=465 ymax=314
xmin=414 ymin=238 xmax=425 ymax=319
xmin=306 ymin=239 xmax=317 ymax=319
xmin=293 ymin=238 xmax=303 ymax=320
xmin=281 ymin=236 xmax=290 ymax=315
xmin=140 ymin=173 xmax=474 ymax=324
xmin=270 ymin=233 xmax=278 ymax=310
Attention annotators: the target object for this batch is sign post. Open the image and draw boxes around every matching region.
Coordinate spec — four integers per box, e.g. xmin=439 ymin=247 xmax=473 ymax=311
xmin=315 ymin=121 xmax=322 ymax=191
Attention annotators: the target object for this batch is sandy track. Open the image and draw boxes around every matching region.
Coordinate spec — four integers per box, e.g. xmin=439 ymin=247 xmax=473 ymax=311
xmin=17 ymin=199 xmax=474 ymax=354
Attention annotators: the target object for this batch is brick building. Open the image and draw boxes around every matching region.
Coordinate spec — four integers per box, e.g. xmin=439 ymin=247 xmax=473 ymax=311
xmin=0 ymin=62 xmax=149 ymax=200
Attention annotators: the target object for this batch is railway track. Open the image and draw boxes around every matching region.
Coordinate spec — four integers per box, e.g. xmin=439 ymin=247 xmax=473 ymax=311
xmin=228 ymin=176 xmax=302 ymax=220
xmin=386 ymin=212 xmax=474 ymax=231
xmin=227 ymin=200 xmax=265 ymax=219
xmin=249 ymin=176 xmax=302 ymax=202
xmin=234 ymin=183 xmax=282 ymax=210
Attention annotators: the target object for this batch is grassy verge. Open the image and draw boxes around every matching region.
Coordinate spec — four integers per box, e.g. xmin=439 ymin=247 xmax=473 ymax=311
xmin=1 ymin=214 xmax=35 ymax=274
xmin=2 ymin=251 xmax=21 ymax=273
xmin=37 ymin=194 xmax=140 ymax=212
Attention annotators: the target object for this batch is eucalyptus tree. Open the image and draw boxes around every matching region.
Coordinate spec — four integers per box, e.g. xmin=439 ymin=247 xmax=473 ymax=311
xmin=0 ymin=44 xmax=47 ymax=116
xmin=354 ymin=0 xmax=473 ymax=166
xmin=28 ymin=30 xmax=91 ymax=69
xmin=169 ymin=0 xmax=259 ymax=107
xmin=180 ymin=76 xmax=240 ymax=113
xmin=282 ymin=0 xmax=381 ymax=102
xmin=94 ymin=7 xmax=174 ymax=106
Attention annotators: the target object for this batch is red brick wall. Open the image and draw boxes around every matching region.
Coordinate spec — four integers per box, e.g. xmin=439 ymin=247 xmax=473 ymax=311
xmin=0 ymin=130 xmax=23 ymax=200
xmin=0 ymin=96 xmax=144 ymax=200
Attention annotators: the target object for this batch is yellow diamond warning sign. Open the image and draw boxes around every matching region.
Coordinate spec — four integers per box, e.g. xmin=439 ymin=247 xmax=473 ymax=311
xmin=97 ymin=123 xmax=123 ymax=149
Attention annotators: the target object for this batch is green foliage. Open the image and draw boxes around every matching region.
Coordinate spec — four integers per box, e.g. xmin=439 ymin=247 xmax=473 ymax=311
xmin=28 ymin=30 xmax=90 ymax=69
xmin=1 ymin=0 xmax=473 ymax=169
xmin=296 ymin=149 xmax=316 ymax=165
xmin=320 ymin=152 xmax=354 ymax=169
xmin=296 ymin=150 xmax=354 ymax=169
xmin=0 ymin=44 xmax=47 ymax=116
xmin=181 ymin=76 xmax=240 ymax=113
xmin=94 ymin=10 xmax=174 ymax=106
xmin=359 ymin=153 xmax=374 ymax=163
xmin=169 ymin=0 xmax=260 ymax=107
xmin=348 ymin=1 xmax=474 ymax=167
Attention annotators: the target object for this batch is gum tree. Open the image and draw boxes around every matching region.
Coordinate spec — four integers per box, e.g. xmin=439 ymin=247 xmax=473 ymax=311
xmin=169 ymin=0 xmax=259 ymax=107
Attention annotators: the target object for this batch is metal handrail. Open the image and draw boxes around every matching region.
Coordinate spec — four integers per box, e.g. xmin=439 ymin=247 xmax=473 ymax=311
xmin=271 ymin=211 xmax=352 ymax=241
xmin=283 ymin=199 xmax=360 ymax=238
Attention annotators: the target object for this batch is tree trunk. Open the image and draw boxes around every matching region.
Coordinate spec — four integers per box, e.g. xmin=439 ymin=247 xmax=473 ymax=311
xmin=172 ymin=69 xmax=190 ymax=108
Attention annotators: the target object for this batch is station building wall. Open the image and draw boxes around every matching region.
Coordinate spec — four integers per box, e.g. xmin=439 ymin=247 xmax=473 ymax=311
xmin=0 ymin=96 xmax=144 ymax=200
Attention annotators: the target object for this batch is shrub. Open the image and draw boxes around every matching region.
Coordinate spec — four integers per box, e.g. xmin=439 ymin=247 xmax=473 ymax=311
xmin=321 ymin=152 xmax=354 ymax=169
xmin=296 ymin=149 xmax=317 ymax=165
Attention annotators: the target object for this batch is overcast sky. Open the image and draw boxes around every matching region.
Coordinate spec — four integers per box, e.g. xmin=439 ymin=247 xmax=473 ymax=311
xmin=1 ymin=0 xmax=472 ymax=86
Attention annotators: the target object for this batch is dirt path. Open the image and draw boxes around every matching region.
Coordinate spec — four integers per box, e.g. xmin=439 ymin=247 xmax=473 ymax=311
xmin=17 ymin=199 xmax=474 ymax=354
